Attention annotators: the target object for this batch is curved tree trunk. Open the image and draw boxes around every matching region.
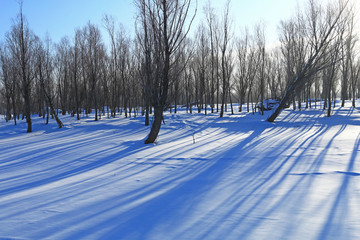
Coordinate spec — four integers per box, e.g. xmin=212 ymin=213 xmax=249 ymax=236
xmin=145 ymin=106 xmax=162 ymax=144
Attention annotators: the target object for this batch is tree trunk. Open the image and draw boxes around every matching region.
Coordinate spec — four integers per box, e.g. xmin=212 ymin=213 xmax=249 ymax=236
xmin=5 ymin=96 xmax=11 ymax=122
xmin=145 ymin=104 xmax=150 ymax=126
xmin=229 ymin=88 xmax=234 ymax=115
xmin=12 ymin=94 xmax=17 ymax=125
xmin=24 ymin=87 xmax=32 ymax=133
xmin=46 ymin=106 xmax=49 ymax=125
xmin=145 ymin=106 xmax=162 ymax=144
xmin=327 ymin=89 xmax=332 ymax=117
xmin=74 ymin=71 xmax=80 ymax=121
xmin=267 ymin=82 xmax=296 ymax=122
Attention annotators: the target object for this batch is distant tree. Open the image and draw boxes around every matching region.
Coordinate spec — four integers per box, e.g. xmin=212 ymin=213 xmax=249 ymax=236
xmin=70 ymin=30 xmax=82 ymax=120
xmin=322 ymin=35 xmax=342 ymax=117
xmin=54 ymin=37 xmax=71 ymax=115
xmin=135 ymin=1 xmax=153 ymax=125
xmin=0 ymin=46 xmax=14 ymax=122
xmin=267 ymin=0 xmax=350 ymax=122
xmin=193 ymin=23 xmax=209 ymax=114
xmin=339 ymin=7 xmax=357 ymax=107
xmin=84 ymin=22 xmax=105 ymax=121
xmin=235 ymin=29 xmax=250 ymax=112
xmin=182 ymin=38 xmax=195 ymax=113
xmin=6 ymin=2 xmax=36 ymax=132
xmin=219 ymin=0 xmax=232 ymax=118
xmin=34 ymin=37 xmax=63 ymax=127
xmin=204 ymin=1 xmax=219 ymax=113
xmin=254 ymin=23 xmax=266 ymax=115
xmin=350 ymin=58 xmax=360 ymax=107
xmin=103 ymin=15 xmax=126 ymax=118
xmin=118 ymin=37 xmax=131 ymax=117
xmin=267 ymin=48 xmax=282 ymax=101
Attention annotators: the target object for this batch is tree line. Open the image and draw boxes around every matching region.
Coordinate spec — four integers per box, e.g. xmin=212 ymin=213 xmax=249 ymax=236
xmin=0 ymin=0 xmax=358 ymax=143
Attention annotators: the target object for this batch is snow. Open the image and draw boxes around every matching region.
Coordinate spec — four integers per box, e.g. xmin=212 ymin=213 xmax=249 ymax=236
xmin=1 ymin=101 xmax=360 ymax=240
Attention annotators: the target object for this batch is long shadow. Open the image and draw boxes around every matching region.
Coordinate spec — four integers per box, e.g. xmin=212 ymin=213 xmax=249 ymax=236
xmin=1 ymin=107 xmax=359 ymax=239
xmin=117 ymin=112 xmax=322 ymax=239
xmin=18 ymin=158 xmax=216 ymax=239
xmin=0 ymin=127 xmax=144 ymax=181
xmin=0 ymin=117 xmax=147 ymax=185
xmin=0 ymin=110 xmax=302 ymax=239
xmin=199 ymin=121 xmax=329 ymax=239
xmin=237 ymin=107 xmax=355 ymax=238
xmin=0 ymin=117 xmax=146 ymax=155
xmin=174 ymin=108 xmax=354 ymax=239
xmin=59 ymin=123 xmax=270 ymax=240
xmin=0 ymin=131 xmax=119 ymax=171
xmin=52 ymin=111 xmax=317 ymax=239
xmin=0 ymin=139 xmax=146 ymax=196
xmin=0 ymin=113 xmax=253 ymax=223
xmin=238 ymin=121 xmax=348 ymax=239
xmin=317 ymin=133 xmax=360 ymax=240
xmin=16 ymin=118 xmax=268 ymax=239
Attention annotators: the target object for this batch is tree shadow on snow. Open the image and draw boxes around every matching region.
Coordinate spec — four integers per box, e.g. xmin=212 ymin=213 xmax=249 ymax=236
xmin=1 ymin=108 xmax=360 ymax=239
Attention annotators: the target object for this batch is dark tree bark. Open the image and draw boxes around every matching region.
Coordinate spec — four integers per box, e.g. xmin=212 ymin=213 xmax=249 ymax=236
xmin=137 ymin=0 xmax=196 ymax=144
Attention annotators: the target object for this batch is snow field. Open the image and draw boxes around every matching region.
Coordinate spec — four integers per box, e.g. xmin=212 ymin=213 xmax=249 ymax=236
xmin=0 ymin=102 xmax=360 ymax=239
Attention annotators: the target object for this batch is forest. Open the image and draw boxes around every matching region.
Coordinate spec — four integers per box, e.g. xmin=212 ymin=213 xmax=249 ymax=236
xmin=0 ymin=0 xmax=359 ymax=141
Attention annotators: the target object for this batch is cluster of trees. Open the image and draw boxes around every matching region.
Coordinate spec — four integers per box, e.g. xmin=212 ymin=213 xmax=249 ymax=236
xmin=0 ymin=0 xmax=359 ymax=141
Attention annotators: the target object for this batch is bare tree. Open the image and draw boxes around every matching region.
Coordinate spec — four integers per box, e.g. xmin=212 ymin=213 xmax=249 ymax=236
xmin=267 ymin=48 xmax=282 ymax=101
xmin=278 ymin=10 xmax=308 ymax=112
xmin=35 ymin=37 xmax=64 ymax=127
xmin=83 ymin=22 xmax=105 ymax=121
xmin=6 ymin=2 xmax=36 ymax=132
xmin=267 ymin=0 xmax=350 ymax=122
xmin=135 ymin=1 xmax=153 ymax=125
xmin=54 ymin=37 xmax=71 ymax=115
xmin=255 ymin=23 xmax=266 ymax=115
xmin=219 ymin=0 xmax=231 ymax=118
xmin=136 ymin=0 xmax=196 ymax=144
xmin=193 ymin=23 xmax=209 ymax=114
xmin=70 ymin=30 xmax=82 ymax=120
xmin=0 ymin=46 xmax=14 ymax=122
xmin=340 ymin=7 xmax=357 ymax=107
xmin=350 ymin=57 xmax=360 ymax=107
xmin=103 ymin=15 xmax=126 ymax=118
xmin=322 ymin=34 xmax=342 ymax=117
xmin=204 ymin=1 xmax=219 ymax=113
xmin=235 ymin=29 xmax=248 ymax=112
xmin=0 ymin=46 xmax=20 ymax=125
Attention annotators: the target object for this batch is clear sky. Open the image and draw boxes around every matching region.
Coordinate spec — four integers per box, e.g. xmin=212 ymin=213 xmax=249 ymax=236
xmin=0 ymin=0 xmax=135 ymax=43
xmin=0 ymin=0 xmax=357 ymax=46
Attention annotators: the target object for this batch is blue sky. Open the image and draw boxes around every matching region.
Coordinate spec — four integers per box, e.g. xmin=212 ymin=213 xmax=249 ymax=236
xmin=0 ymin=0 xmax=135 ymax=42
xmin=0 ymin=0 xmax=322 ymax=46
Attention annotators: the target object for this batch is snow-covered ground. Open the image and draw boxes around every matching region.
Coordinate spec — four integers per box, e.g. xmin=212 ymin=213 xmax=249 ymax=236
xmin=1 ymin=101 xmax=360 ymax=240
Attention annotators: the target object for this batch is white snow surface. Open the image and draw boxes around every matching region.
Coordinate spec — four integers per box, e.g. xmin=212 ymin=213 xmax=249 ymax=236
xmin=1 ymin=102 xmax=360 ymax=240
